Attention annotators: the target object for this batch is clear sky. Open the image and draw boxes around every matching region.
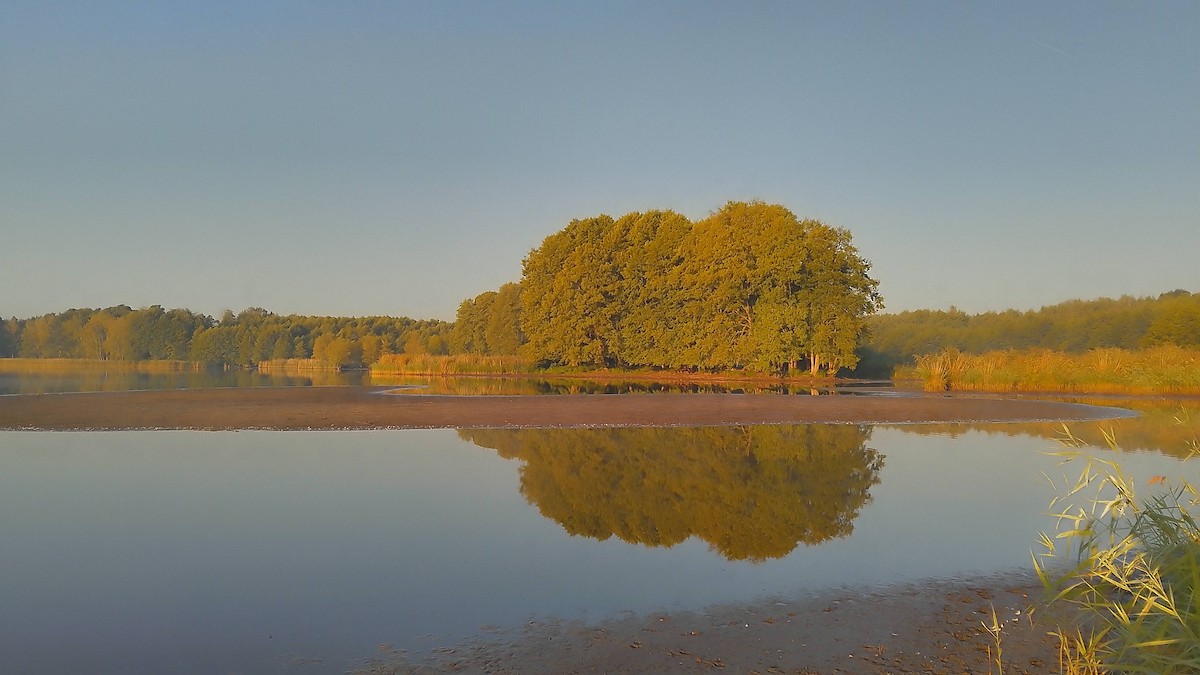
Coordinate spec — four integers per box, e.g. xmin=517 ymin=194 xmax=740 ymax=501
xmin=3 ymin=1 xmax=1197 ymax=322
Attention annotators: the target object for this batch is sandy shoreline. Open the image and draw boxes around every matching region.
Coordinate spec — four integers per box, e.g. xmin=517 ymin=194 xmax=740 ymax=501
xmin=0 ymin=385 xmax=1132 ymax=431
xmin=364 ymin=571 xmax=1060 ymax=675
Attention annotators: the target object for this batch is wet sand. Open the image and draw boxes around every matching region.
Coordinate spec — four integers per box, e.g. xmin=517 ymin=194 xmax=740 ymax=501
xmin=0 ymin=385 xmax=1131 ymax=430
xmin=370 ymin=572 xmax=1059 ymax=674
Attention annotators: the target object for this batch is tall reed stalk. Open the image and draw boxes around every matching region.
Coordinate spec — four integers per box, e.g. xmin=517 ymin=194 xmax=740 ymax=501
xmin=1035 ymin=427 xmax=1200 ymax=674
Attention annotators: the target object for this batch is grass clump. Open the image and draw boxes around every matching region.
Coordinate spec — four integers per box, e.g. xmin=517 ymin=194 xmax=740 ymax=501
xmin=913 ymin=347 xmax=969 ymax=391
xmin=257 ymin=358 xmax=338 ymax=372
xmin=1035 ymin=427 xmax=1200 ymax=673
xmin=371 ymin=353 xmax=535 ymax=376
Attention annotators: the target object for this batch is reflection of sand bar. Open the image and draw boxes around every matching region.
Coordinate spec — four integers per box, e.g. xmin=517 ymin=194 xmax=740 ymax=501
xmin=0 ymin=386 xmax=1135 ymax=430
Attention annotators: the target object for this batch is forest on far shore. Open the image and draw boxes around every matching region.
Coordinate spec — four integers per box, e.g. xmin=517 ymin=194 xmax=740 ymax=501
xmin=857 ymin=289 xmax=1200 ymax=376
xmin=0 ymin=306 xmax=454 ymax=369
xmin=2 ymin=288 xmax=1196 ymax=378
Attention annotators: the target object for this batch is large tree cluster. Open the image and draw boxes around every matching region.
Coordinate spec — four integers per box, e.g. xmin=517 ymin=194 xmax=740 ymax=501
xmin=514 ymin=201 xmax=882 ymax=374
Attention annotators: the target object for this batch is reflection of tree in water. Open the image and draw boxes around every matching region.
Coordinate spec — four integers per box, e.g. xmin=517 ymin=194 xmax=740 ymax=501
xmin=458 ymin=425 xmax=883 ymax=561
xmin=374 ymin=375 xmax=831 ymax=396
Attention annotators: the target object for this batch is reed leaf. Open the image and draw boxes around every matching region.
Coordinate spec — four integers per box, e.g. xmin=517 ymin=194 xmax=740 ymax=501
xmin=1037 ymin=428 xmax=1200 ymax=674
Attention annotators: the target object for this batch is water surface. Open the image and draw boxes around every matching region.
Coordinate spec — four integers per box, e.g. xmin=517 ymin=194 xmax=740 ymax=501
xmin=3 ymin=408 xmax=1198 ymax=673
xmin=0 ymin=367 xmax=364 ymax=395
xmin=3 ymin=373 xmax=1197 ymax=673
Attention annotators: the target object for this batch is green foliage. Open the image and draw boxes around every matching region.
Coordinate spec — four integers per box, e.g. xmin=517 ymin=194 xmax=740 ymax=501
xmin=450 ymin=291 xmax=494 ymax=354
xmin=514 ymin=202 xmax=881 ymax=374
xmin=425 ymin=332 xmax=448 ymax=355
xmin=19 ymin=311 xmax=87 ymax=358
xmin=1143 ymin=292 xmax=1200 ymax=349
xmin=452 ymin=282 xmax=525 ymax=356
xmin=0 ymin=318 xmax=15 ymax=358
xmin=1036 ymin=428 xmax=1200 ymax=674
xmin=521 ymin=214 xmax=624 ymax=366
xmin=125 ymin=306 xmax=208 ymax=360
xmin=189 ymin=325 xmax=240 ymax=367
xmin=312 ymin=333 xmax=364 ymax=369
xmin=7 ymin=306 xmax=449 ymax=369
xmin=483 ymin=283 xmax=524 ymax=355
xmin=865 ymin=290 xmax=1197 ymax=373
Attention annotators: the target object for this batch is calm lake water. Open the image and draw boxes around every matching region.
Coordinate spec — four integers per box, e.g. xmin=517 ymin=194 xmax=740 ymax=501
xmin=1 ymin=374 xmax=1197 ymax=674
xmin=0 ymin=367 xmax=871 ymax=396
xmin=0 ymin=368 xmax=366 ymax=395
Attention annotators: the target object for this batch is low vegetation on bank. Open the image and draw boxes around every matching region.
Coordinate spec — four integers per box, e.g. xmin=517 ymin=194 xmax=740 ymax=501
xmin=372 ymin=353 xmax=536 ymax=376
xmin=899 ymin=346 xmax=1200 ymax=395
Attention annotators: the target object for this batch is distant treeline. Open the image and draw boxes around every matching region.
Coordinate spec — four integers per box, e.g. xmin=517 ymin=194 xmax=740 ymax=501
xmin=0 ymin=305 xmax=452 ymax=368
xmin=10 ymin=210 xmax=1195 ymax=379
xmin=5 ymin=201 xmax=882 ymax=376
xmin=456 ymin=201 xmax=882 ymax=375
xmin=859 ymin=290 xmax=1200 ymax=375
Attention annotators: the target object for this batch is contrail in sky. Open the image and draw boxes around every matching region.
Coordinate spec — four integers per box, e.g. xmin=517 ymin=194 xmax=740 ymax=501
xmin=1025 ymin=35 xmax=1079 ymax=61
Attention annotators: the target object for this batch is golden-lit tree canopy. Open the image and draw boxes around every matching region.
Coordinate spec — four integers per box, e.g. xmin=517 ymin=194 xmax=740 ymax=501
xmin=451 ymin=282 xmax=524 ymax=356
xmin=516 ymin=202 xmax=882 ymax=374
xmin=459 ymin=424 xmax=883 ymax=561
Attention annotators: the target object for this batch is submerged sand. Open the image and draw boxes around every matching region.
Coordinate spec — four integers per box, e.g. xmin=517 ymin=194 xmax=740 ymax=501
xmin=368 ymin=572 xmax=1058 ymax=674
xmin=0 ymin=385 xmax=1131 ymax=430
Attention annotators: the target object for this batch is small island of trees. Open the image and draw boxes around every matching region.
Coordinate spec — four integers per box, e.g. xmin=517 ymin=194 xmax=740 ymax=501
xmin=454 ymin=201 xmax=882 ymax=375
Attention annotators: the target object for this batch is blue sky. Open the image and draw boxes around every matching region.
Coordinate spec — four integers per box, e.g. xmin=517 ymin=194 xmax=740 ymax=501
xmin=3 ymin=1 xmax=1196 ymax=321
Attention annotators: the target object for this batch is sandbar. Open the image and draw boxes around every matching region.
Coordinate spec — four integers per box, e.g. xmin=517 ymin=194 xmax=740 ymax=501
xmin=0 ymin=386 xmax=1132 ymax=431
xmin=374 ymin=572 xmax=1058 ymax=674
